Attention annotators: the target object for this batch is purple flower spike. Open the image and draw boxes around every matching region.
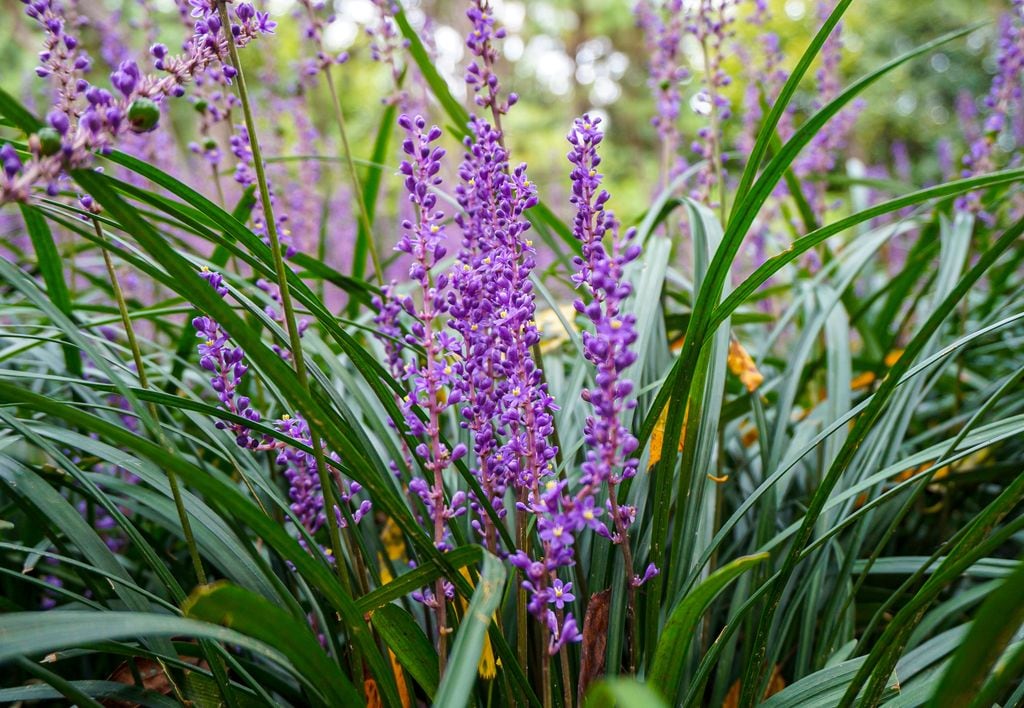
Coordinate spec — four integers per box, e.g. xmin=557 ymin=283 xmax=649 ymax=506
xmin=394 ymin=114 xmax=462 ymax=550
xmin=448 ymin=117 xmax=555 ymax=555
xmin=465 ymin=0 xmax=515 ymax=116
xmin=956 ymin=4 xmax=1024 ymax=219
xmin=635 ymin=0 xmax=689 ymax=182
xmin=566 ymin=113 xmax=643 ymax=550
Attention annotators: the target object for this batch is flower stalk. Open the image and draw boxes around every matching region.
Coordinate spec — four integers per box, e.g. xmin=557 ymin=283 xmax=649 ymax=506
xmin=214 ymin=0 xmax=351 ymax=591
xmin=94 ymin=216 xmax=208 ymax=587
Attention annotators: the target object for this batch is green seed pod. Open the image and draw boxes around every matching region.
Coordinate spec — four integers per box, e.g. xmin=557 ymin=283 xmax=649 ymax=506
xmin=194 ymin=99 xmax=208 ymax=113
xmin=203 ymin=138 xmax=218 ymax=152
xmin=36 ymin=127 xmax=62 ymax=157
xmin=127 ymin=98 xmax=160 ymax=133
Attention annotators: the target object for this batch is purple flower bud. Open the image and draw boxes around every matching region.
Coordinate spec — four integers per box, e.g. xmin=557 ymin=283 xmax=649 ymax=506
xmin=1 ymin=144 xmax=23 ymax=178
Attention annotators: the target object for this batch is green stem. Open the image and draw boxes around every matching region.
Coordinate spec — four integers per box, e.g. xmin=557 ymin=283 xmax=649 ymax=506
xmin=95 ymin=218 xmax=207 ymax=587
xmin=304 ymin=6 xmax=383 ymax=285
xmin=216 ymin=1 xmax=351 ymax=593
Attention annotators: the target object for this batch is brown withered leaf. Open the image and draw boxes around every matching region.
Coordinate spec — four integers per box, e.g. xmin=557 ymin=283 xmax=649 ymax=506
xmin=578 ymin=588 xmax=612 ymax=705
xmin=101 ymin=655 xmax=202 ymax=708
xmin=722 ymin=664 xmax=786 ymax=707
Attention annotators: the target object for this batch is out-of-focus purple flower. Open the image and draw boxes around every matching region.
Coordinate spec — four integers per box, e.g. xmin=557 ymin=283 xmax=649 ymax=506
xmin=256 ymin=277 xmax=309 ymax=360
xmin=465 ymin=0 xmax=517 ymax=117
xmin=634 ymin=0 xmax=689 ymax=182
xmin=738 ymin=3 xmax=790 ymax=154
xmin=293 ymin=0 xmax=346 ymax=80
xmin=230 ymin=125 xmax=295 ymax=256
xmin=793 ymin=2 xmax=863 ymax=225
xmin=366 ymin=0 xmax=413 ymax=106
xmin=687 ymin=0 xmax=740 ymax=206
xmin=956 ymin=5 xmax=1024 ymax=220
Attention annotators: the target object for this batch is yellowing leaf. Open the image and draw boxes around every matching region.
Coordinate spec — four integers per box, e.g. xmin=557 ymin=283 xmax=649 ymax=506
xmin=852 ymin=350 xmax=904 ymax=392
xmin=727 ymin=340 xmax=764 ymax=392
xmin=457 ymin=567 xmax=497 ymax=680
xmin=739 ymin=422 xmax=758 ymax=447
xmin=378 ymin=554 xmax=394 ymax=585
xmin=884 ymin=349 xmax=904 ymax=367
xmin=535 ymin=304 xmax=579 ymax=354
xmin=380 ymin=516 xmax=407 ymax=562
xmin=389 ymin=649 xmax=412 ymax=708
xmin=365 ymin=679 xmax=382 ymax=708
xmin=649 ymin=403 xmax=689 ymax=469
xmin=851 ymin=371 xmax=876 ymax=390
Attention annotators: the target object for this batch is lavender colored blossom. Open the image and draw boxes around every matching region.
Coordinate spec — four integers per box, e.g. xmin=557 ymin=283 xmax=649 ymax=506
xmin=366 ymin=0 xmax=411 ymax=106
xmin=257 ymin=277 xmax=309 ymax=359
xmin=192 ymin=269 xmax=264 ymax=450
xmin=793 ymin=1 xmax=863 ymax=224
xmin=687 ymin=0 xmax=740 ymax=206
xmin=449 ymin=117 xmax=558 ymax=551
xmin=394 ymin=114 xmax=465 ymax=564
xmin=738 ymin=5 xmax=789 ymax=156
xmin=192 ymin=268 xmax=369 ymax=555
xmin=231 ymin=126 xmax=295 ymax=256
xmin=566 ymin=115 xmax=651 ymax=587
xmin=276 ymin=414 xmax=371 ymax=543
xmin=294 ymin=0 xmax=348 ymax=80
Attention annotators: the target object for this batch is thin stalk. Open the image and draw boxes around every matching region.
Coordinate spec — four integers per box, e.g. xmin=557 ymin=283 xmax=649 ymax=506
xmin=96 ymin=218 xmax=228 ymax=704
xmin=607 ymin=486 xmax=637 ymax=675
xmin=516 ymin=507 xmax=530 ymax=674
xmin=299 ymin=0 xmax=382 ymax=284
xmin=699 ymin=5 xmax=728 ymax=226
xmin=559 ymin=640 xmax=571 ymax=708
xmin=95 ymin=218 xmax=207 ymax=587
xmin=541 ymin=626 xmax=552 ymax=708
xmin=215 ymin=0 xmax=352 ymax=593
xmin=324 ymin=66 xmax=384 ymax=282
